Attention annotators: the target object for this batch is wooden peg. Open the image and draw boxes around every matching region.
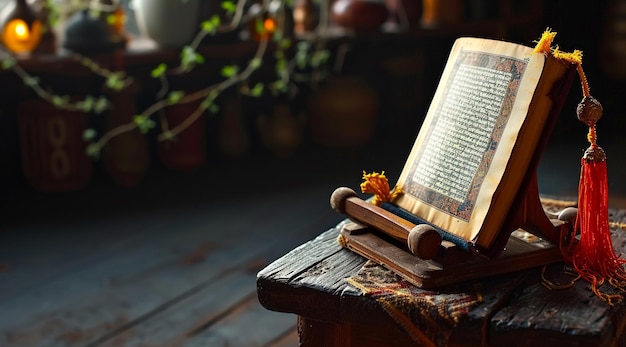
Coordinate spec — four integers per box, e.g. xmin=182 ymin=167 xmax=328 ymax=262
xmin=330 ymin=187 xmax=442 ymax=260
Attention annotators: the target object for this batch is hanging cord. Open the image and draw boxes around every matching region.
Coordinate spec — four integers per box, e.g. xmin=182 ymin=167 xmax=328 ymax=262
xmin=535 ymin=28 xmax=626 ymax=304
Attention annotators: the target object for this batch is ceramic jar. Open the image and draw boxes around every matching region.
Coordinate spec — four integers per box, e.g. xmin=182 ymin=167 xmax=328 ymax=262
xmin=134 ymin=0 xmax=203 ymax=48
xmin=331 ymin=0 xmax=389 ymax=33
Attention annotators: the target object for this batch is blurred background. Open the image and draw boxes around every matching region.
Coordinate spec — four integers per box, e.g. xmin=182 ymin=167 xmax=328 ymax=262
xmin=2 ymin=1 xmax=626 ymax=346
xmin=1 ymin=0 xmax=624 ymax=223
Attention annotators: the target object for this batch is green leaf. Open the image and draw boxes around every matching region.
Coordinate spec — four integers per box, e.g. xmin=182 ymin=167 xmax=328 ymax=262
xmin=52 ymin=95 xmax=69 ymax=107
xmin=86 ymin=143 xmax=101 ymax=159
xmin=180 ymin=46 xmax=204 ymax=72
xmin=76 ymin=96 xmax=95 ymax=112
xmin=106 ymin=14 xmax=117 ymax=25
xmin=280 ymin=39 xmax=292 ymax=50
xmin=295 ymin=50 xmax=308 ymax=70
xmin=221 ymin=65 xmax=239 ymax=78
xmin=106 ymin=72 xmax=126 ymax=91
xmin=1 ymin=58 xmax=15 ymax=70
xmin=160 ymin=131 xmax=176 ymax=141
xmin=249 ymin=58 xmax=262 ymax=70
xmin=133 ymin=115 xmax=155 ymax=134
xmin=24 ymin=76 xmax=40 ymax=87
xmin=271 ymin=80 xmax=288 ymax=95
xmin=44 ymin=0 xmax=61 ymax=28
xmin=82 ymin=128 xmax=97 ymax=141
xmin=167 ymin=90 xmax=185 ymax=104
xmin=201 ymin=21 xmax=215 ymax=34
xmin=272 ymin=29 xmax=283 ymax=42
xmin=200 ymin=98 xmax=213 ymax=111
xmin=201 ymin=15 xmax=221 ymax=34
xmin=310 ymin=50 xmax=330 ymax=68
xmin=250 ymin=83 xmax=264 ymax=97
xmin=296 ymin=40 xmax=311 ymax=51
xmin=208 ymin=89 xmax=220 ymax=100
xmin=151 ymin=63 xmax=167 ymax=78
xmin=208 ymin=103 xmax=220 ymax=114
xmin=221 ymin=0 xmax=236 ymax=16
xmin=275 ymin=59 xmax=287 ymax=75
xmin=93 ymin=96 xmax=110 ymax=114
xmin=295 ymin=41 xmax=312 ymax=69
xmin=255 ymin=18 xmax=265 ymax=35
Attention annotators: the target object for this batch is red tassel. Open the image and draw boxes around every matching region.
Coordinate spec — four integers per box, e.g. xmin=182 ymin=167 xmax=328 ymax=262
xmin=563 ymin=94 xmax=626 ymax=304
xmin=565 ymin=145 xmax=626 ymax=303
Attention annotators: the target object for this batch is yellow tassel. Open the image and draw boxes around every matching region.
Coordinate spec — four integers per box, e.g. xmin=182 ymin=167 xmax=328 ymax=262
xmin=553 ymin=49 xmax=583 ymax=65
xmin=360 ymin=171 xmax=402 ymax=206
xmin=533 ymin=28 xmax=557 ymax=54
xmin=533 ymin=28 xmax=584 ymax=67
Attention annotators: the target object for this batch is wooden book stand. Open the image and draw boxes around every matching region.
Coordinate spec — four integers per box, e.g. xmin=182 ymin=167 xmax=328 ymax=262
xmin=330 ymin=47 xmax=578 ymax=289
xmin=331 ymin=172 xmax=577 ymax=289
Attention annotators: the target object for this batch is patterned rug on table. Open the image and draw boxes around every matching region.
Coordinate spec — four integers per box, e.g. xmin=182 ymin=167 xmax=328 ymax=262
xmin=346 ymin=261 xmax=484 ymax=347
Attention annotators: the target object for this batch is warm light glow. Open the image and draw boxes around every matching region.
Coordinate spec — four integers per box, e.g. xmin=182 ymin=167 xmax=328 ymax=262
xmin=293 ymin=8 xmax=305 ymax=23
xmin=264 ymin=18 xmax=276 ymax=33
xmin=14 ymin=20 xmax=28 ymax=39
xmin=1 ymin=18 xmax=41 ymax=53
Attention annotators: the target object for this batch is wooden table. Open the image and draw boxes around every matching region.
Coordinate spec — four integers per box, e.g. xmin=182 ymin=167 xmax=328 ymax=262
xmin=257 ymin=213 xmax=626 ymax=347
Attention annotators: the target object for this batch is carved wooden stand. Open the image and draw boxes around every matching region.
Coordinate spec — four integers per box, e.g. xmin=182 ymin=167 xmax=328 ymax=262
xmin=330 ymin=171 xmax=577 ymax=289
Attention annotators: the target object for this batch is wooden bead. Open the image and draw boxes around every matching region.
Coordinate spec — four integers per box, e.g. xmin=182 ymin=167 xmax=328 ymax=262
xmin=407 ymin=224 xmax=441 ymax=260
xmin=576 ymin=96 xmax=603 ymax=126
xmin=330 ymin=187 xmax=357 ymax=213
xmin=557 ymin=207 xmax=578 ymax=224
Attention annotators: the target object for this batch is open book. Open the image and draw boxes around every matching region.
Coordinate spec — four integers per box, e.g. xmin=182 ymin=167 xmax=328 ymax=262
xmin=390 ymin=37 xmax=574 ymax=255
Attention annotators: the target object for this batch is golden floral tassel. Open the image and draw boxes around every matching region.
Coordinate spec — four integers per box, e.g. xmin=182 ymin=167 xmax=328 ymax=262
xmin=360 ymin=171 xmax=402 ymax=206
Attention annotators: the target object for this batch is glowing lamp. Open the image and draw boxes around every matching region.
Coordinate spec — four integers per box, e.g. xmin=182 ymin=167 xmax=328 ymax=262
xmin=0 ymin=0 xmax=42 ymax=54
xmin=246 ymin=2 xmax=280 ymax=41
xmin=263 ymin=18 xmax=276 ymax=34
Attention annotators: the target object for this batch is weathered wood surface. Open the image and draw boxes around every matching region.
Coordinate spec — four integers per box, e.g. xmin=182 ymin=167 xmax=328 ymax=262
xmin=257 ymin=209 xmax=626 ymax=347
xmin=0 ymin=182 xmax=346 ymax=347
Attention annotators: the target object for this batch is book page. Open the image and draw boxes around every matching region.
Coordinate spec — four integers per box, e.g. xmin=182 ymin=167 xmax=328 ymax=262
xmin=393 ymin=37 xmax=546 ymax=244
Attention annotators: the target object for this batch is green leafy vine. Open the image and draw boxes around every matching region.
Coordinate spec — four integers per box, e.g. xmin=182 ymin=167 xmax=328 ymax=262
xmin=0 ymin=0 xmax=331 ymax=160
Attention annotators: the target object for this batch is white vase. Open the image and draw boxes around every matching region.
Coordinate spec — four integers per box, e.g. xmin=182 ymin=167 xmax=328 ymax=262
xmin=133 ymin=0 xmax=203 ymax=48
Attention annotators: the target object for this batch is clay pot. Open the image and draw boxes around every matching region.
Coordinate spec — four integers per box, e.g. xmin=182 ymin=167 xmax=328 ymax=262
xmin=18 ymin=99 xmax=92 ymax=192
xmin=331 ymin=0 xmax=389 ymax=32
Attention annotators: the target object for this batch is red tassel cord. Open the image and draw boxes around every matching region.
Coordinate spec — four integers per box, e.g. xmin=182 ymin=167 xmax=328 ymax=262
xmin=567 ymin=143 xmax=626 ymax=303
xmin=562 ymin=66 xmax=626 ymax=304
